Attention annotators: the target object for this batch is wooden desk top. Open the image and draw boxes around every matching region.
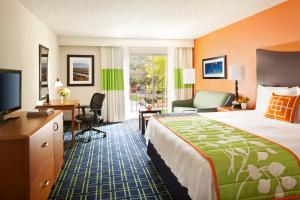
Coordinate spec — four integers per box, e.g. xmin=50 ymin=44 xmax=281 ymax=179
xmin=36 ymin=98 xmax=80 ymax=108
xmin=0 ymin=111 xmax=62 ymax=140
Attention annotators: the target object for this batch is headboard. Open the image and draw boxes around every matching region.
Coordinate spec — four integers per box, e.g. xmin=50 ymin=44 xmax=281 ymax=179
xmin=257 ymin=49 xmax=300 ymax=87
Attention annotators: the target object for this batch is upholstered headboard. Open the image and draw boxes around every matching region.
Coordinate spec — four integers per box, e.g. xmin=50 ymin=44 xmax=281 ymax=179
xmin=257 ymin=49 xmax=300 ymax=87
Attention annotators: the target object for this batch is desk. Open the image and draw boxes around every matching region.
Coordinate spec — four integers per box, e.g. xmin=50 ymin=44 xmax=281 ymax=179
xmin=139 ymin=108 xmax=162 ymax=134
xmin=36 ymin=98 xmax=80 ymax=146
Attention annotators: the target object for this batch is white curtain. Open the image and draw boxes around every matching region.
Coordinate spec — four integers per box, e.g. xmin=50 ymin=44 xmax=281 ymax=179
xmin=174 ymin=47 xmax=193 ymax=100
xmin=100 ymin=47 xmax=125 ymax=122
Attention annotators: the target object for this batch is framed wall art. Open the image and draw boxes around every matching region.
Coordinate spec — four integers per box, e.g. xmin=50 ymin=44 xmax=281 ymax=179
xmin=67 ymin=55 xmax=94 ymax=86
xmin=202 ymin=55 xmax=226 ymax=79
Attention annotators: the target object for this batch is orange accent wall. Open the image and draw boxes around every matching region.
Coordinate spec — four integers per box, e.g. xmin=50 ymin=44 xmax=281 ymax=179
xmin=194 ymin=0 xmax=300 ymax=108
xmin=264 ymin=41 xmax=300 ymax=52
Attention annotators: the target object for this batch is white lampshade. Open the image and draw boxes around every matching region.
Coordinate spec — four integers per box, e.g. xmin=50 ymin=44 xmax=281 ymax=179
xmin=183 ymin=68 xmax=195 ymax=84
xmin=54 ymin=78 xmax=63 ymax=88
xmin=228 ymin=65 xmax=244 ymax=80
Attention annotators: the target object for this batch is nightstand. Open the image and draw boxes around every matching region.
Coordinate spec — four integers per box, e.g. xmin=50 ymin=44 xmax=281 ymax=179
xmin=217 ymin=106 xmax=246 ymax=112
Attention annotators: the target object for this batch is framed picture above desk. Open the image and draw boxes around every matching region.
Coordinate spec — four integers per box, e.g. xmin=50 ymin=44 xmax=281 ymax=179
xmin=67 ymin=55 xmax=94 ymax=86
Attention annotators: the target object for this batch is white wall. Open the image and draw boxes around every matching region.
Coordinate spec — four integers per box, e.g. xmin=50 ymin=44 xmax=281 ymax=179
xmin=0 ymin=0 xmax=59 ymax=111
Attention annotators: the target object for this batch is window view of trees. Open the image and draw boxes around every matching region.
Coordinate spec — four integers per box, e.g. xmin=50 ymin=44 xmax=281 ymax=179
xmin=129 ymin=55 xmax=168 ymax=113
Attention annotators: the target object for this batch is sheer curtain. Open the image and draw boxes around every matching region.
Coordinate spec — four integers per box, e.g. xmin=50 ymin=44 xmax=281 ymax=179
xmin=100 ymin=47 xmax=125 ymax=122
xmin=174 ymin=47 xmax=193 ymax=100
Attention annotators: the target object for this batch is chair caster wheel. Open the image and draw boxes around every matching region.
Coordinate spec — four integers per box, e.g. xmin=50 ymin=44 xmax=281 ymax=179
xmin=84 ymin=139 xmax=91 ymax=143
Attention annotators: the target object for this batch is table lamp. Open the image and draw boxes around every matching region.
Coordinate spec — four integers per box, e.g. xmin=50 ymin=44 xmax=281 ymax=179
xmin=54 ymin=78 xmax=63 ymax=101
xmin=228 ymin=65 xmax=244 ymax=108
xmin=54 ymin=78 xmax=63 ymax=88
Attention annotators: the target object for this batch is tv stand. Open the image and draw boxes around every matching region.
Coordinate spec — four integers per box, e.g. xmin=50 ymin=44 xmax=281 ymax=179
xmin=0 ymin=114 xmax=20 ymax=124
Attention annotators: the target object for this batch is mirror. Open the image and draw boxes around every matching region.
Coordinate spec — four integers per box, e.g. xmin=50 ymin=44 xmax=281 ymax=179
xmin=39 ymin=45 xmax=49 ymax=100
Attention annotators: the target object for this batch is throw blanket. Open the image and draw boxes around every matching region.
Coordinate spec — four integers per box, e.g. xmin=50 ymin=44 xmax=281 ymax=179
xmin=156 ymin=115 xmax=300 ymax=200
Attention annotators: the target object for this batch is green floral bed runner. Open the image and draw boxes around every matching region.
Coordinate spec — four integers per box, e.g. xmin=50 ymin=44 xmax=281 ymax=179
xmin=156 ymin=114 xmax=300 ymax=200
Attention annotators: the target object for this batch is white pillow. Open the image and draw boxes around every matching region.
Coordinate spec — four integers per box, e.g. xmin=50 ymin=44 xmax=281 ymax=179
xmin=255 ymin=85 xmax=288 ymax=113
xmin=275 ymin=86 xmax=298 ymax=96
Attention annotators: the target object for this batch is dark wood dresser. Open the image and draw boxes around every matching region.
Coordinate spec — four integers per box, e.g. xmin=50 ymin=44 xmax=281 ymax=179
xmin=0 ymin=111 xmax=64 ymax=200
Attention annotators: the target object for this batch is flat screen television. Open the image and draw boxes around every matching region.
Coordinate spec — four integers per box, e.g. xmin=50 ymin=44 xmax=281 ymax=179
xmin=0 ymin=69 xmax=22 ymax=123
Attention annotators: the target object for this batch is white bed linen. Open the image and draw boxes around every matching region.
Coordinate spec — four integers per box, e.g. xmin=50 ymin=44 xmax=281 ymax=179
xmin=145 ymin=111 xmax=300 ymax=200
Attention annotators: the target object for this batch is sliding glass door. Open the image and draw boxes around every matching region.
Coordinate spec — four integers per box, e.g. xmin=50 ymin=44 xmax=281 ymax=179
xmin=129 ymin=54 xmax=168 ymax=117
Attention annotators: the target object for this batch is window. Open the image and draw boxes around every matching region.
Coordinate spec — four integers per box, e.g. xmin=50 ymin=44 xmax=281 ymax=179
xmin=129 ymin=54 xmax=168 ymax=116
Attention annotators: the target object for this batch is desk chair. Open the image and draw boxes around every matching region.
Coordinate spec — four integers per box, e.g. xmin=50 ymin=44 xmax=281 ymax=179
xmin=75 ymin=93 xmax=107 ymax=142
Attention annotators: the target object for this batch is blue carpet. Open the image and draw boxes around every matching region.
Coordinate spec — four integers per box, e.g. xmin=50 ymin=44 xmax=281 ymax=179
xmin=49 ymin=120 xmax=172 ymax=200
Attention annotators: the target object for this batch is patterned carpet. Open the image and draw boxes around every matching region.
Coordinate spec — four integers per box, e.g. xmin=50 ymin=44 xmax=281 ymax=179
xmin=48 ymin=120 xmax=172 ymax=200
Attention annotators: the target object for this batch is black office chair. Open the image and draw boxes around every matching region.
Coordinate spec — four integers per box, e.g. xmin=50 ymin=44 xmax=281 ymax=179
xmin=75 ymin=93 xmax=107 ymax=142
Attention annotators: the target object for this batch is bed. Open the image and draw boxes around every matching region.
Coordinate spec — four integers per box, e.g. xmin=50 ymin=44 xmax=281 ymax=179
xmin=145 ymin=49 xmax=300 ymax=200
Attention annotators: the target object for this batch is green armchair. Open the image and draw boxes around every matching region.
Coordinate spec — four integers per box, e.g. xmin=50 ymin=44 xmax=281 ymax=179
xmin=172 ymin=90 xmax=235 ymax=113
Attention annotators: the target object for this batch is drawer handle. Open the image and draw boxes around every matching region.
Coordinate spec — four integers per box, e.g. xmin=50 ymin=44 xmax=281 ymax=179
xmin=42 ymin=180 xmax=50 ymax=188
xmin=41 ymin=142 xmax=48 ymax=148
xmin=53 ymin=122 xmax=59 ymax=131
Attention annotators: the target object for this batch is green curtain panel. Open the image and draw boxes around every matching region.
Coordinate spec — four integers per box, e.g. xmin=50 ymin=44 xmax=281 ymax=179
xmin=101 ymin=68 xmax=124 ymax=91
xmin=174 ymin=68 xmax=193 ymax=89
xmin=174 ymin=48 xmax=193 ymax=100
xmin=100 ymin=47 xmax=125 ymax=122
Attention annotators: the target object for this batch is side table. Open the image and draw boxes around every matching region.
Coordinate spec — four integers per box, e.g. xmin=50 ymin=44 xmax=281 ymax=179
xmin=139 ymin=108 xmax=162 ymax=134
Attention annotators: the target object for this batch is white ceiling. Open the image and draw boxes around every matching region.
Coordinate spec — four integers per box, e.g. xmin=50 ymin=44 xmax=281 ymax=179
xmin=19 ymin=0 xmax=286 ymax=39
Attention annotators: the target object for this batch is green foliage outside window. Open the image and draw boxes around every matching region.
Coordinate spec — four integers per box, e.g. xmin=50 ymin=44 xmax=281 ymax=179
xmin=129 ymin=55 xmax=167 ymax=108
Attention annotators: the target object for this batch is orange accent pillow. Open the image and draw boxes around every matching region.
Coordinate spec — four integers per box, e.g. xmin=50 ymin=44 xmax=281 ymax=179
xmin=265 ymin=93 xmax=300 ymax=123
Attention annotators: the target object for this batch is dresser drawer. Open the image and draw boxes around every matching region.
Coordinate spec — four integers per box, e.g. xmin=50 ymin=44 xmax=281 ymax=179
xmin=29 ymin=119 xmax=54 ymax=180
xmin=30 ymin=158 xmax=54 ymax=200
